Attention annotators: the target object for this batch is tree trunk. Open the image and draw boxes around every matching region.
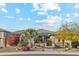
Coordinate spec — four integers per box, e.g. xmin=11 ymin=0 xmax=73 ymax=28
xmin=62 ymin=40 xmax=64 ymax=47
xmin=28 ymin=38 xmax=33 ymax=48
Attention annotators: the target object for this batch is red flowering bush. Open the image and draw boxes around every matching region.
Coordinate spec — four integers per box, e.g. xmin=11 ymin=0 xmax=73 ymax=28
xmin=6 ymin=34 xmax=20 ymax=46
xmin=18 ymin=44 xmax=30 ymax=51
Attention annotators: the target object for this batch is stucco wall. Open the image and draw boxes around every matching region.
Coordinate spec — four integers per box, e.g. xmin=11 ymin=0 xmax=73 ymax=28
xmin=0 ymin=32 xmax=10 ymax=48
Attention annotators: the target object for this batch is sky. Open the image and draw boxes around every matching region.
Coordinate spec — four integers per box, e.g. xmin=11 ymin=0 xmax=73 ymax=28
xmin=0 ymin=3 xmax=79 ymax=32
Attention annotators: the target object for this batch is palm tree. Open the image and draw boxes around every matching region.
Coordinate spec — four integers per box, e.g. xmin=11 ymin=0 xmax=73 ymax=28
xmin=20 ymin=28 xmax=39 ymax=48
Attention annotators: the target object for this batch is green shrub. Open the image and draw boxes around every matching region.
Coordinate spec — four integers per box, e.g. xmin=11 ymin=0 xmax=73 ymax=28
xmin=47 ymin=38 xmax=52 ymax=46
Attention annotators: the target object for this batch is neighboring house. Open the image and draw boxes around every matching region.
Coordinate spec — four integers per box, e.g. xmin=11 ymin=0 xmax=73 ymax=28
xmin=0 ymin=29 xmax=10 ymax=48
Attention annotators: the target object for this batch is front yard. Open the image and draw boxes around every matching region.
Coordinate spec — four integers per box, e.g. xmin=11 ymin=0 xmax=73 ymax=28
xmin=0 ymin=47 xmax=19 ymax=52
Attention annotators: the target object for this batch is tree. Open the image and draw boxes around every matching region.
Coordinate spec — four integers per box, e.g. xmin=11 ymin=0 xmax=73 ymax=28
xmin=55 ymin=21 xmax=76 ymax=47
xmin=20 ymin=33 xmax=29 ymax=46
xmin=55 ymin=21 xmax=79 ymax=48
xmin=34 ymin=36 xmax=40 ymax=43
xmin=55 ymin=21 xmax=77 ymax=40
xmin=20 ymin=28 xmax=39 ymax=47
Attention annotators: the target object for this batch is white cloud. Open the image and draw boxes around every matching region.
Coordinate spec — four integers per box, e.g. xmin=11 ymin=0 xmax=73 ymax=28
xmin=0 ymin=3 xmax=6 ymax=7
xmin=74 ymin=13 xmax=79 ymax=17
xmin=65 ymin=13 xmax=79 ymax=17
xmin=19 ymin=17 xmax=24 ymax=21
xmin=32 ymin=3 xmax=61 ymax=15
xmin=0 ymin=3 xmax=8 ymax=13
xmin=74 ymin=4 xmax=79 ymax=9
xmin=5 ymin=16 xmax=15 ymax=19
xmin=37 ymin=11 xmax=47 ymax=15
xmin=27 ymin=18 xmax=31 ymax=21
xmin=1 ymin=8 xmax=8 ymax=13
xmin=36 ymin=15 xmax=61 ymax=26
xmin=15 ymin=8 xmax=21 ymax=14
xmin=66 ymin=13 xmax=71 ymax=17
xmin=40 ymin=3 xmax=61 ymax=12
xmin=19 ymin=17 xmax=31 ymax=21
xmin=32 ymin=3 xmax=40 ymax=12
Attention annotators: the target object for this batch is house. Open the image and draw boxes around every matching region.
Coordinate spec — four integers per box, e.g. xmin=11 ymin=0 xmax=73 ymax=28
xmin=0 ymin=28 xmax=10 ymax=48
xmin=13 ymin=29 xmax=55 ymax=47
xmin=37 ymin=29 xmax=72 ymax=48
xmin=37 ymin=29 xmax=55 ymax=47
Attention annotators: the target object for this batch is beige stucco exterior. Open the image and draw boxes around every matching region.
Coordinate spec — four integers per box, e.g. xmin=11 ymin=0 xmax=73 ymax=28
xmin=0 ymin=31 xmax=10 ymax=48
xmin=44 ymin=35 xmax=72 ymax=48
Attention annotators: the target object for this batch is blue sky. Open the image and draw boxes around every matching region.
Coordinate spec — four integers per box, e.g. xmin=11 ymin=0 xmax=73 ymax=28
xmin=0 ymin=3 xmax=79 ymax=32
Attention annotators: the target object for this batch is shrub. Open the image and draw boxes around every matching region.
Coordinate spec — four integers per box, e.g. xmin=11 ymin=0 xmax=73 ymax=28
xmin=47 ymin=38 xmax=52 ymax=46
xmin=6 ymin=34 xmax=20 ymax=46
xmin=18 ymin=45 xmax=30 ymax=51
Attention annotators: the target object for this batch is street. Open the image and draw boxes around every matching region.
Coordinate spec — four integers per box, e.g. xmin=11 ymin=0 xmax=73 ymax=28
xmin=0 ymin=51 xmax=79 ymax=56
